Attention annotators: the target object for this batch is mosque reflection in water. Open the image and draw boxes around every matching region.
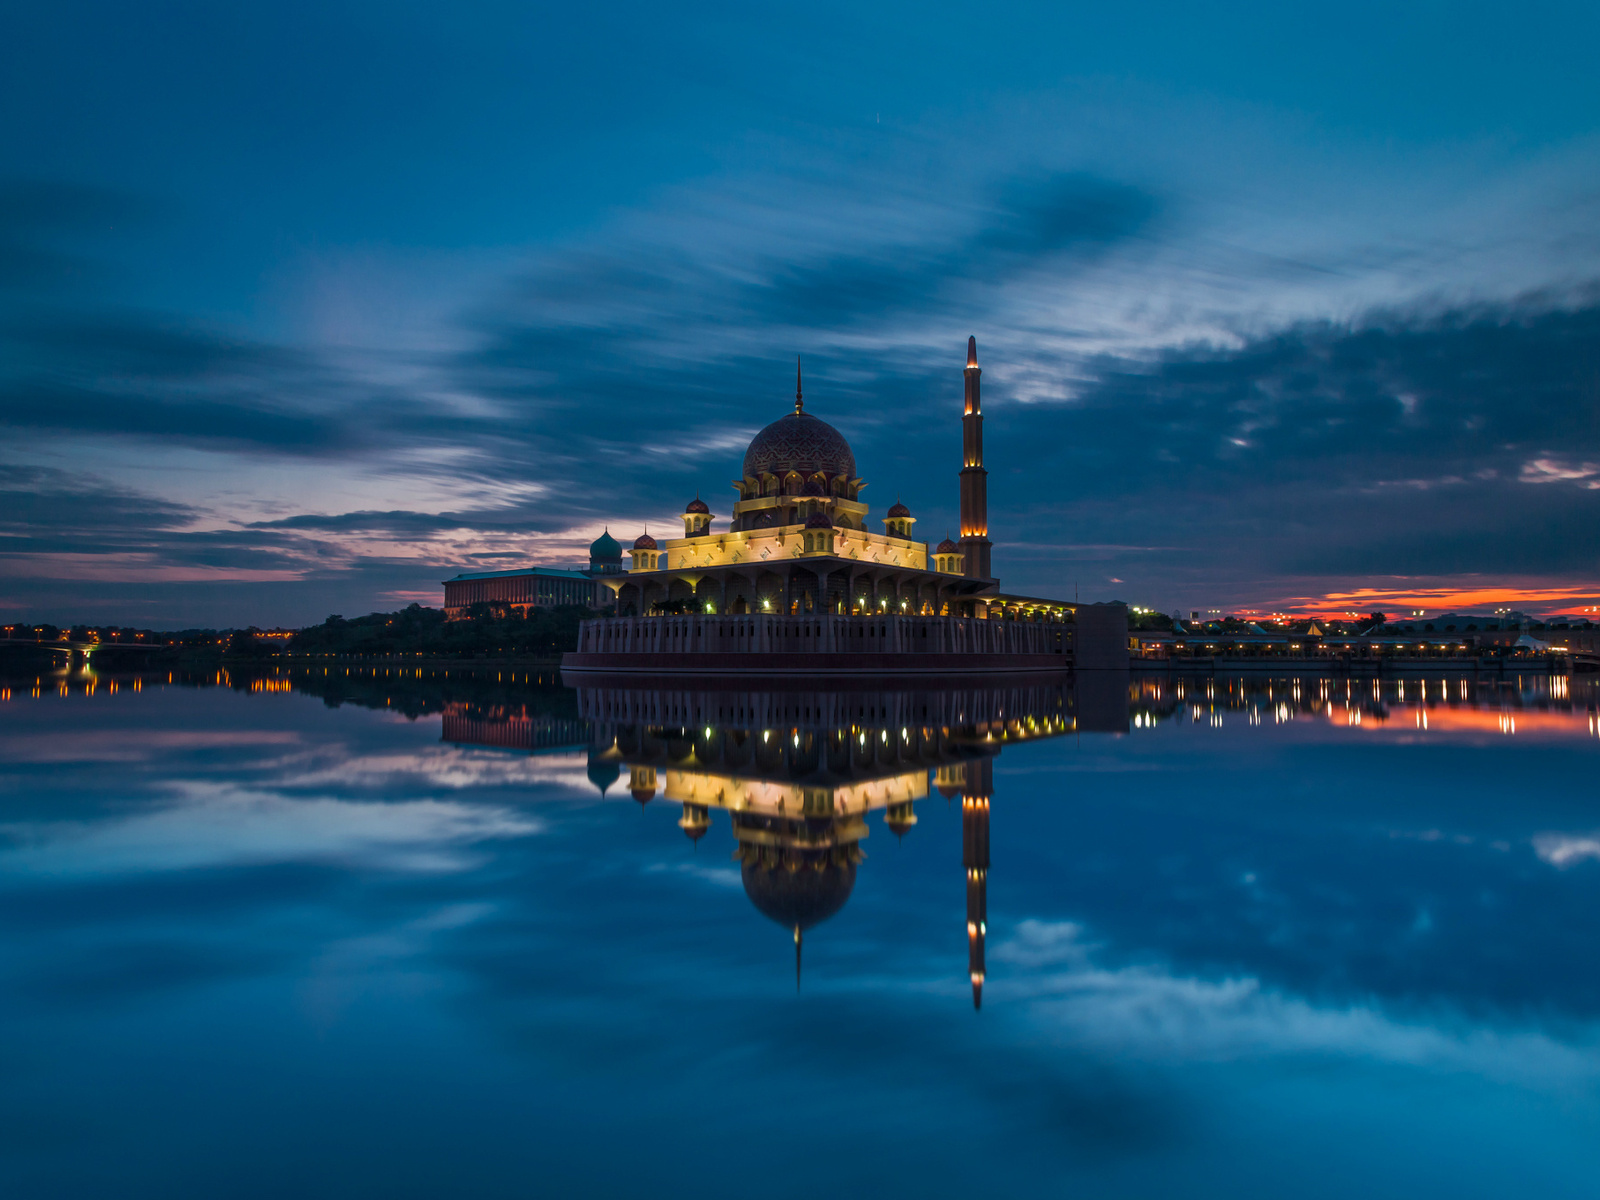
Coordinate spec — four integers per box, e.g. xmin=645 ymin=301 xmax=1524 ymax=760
xmin=444 ymin=678 xmax=1126 ymax=1007
xmin=431 ymin=668 xmax=1598 ymax=1006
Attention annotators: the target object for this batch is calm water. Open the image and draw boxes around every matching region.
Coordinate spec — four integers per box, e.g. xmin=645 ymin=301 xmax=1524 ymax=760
xmin=2 ymin=665 xmax=1599 ymax=1198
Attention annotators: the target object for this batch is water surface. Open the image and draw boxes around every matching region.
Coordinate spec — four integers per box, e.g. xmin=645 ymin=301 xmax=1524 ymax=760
xmin=2 ymin=666 xmax=1598 ymax=1198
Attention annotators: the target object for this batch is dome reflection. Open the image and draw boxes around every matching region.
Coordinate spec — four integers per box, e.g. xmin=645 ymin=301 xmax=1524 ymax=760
xmin=576 ymin=679 xmax=1091 ymax=1007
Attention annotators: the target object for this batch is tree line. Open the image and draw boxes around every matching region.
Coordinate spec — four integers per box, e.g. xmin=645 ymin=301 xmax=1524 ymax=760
xmin=285 ymin=603 xmax=590 ymax=658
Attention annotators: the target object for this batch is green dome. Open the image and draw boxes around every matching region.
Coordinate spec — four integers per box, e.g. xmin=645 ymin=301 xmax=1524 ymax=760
xmin=585 ymin=758 xmax=620 ymax=795
xmin=589 ymin=529 xmax=622 ymax=561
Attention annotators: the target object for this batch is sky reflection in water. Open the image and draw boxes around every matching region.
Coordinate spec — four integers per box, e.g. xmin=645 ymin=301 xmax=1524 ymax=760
xmin=1 ymin=666 xmax=1598 ymax=1198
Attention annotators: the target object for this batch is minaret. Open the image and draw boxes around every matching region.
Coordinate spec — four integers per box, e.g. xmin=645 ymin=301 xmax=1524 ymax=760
xmin=959 ymin=336 xmax=992 ymax=578
xmin=962 ymin=756 xmax=992 ymax=1010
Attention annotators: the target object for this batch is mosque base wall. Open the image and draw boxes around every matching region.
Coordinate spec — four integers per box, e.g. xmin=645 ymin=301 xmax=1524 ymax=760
xmin=560 ymin=651 xmax=1072 ymax=676
xmin=564 ymin=614 xmax=1073 ymax=676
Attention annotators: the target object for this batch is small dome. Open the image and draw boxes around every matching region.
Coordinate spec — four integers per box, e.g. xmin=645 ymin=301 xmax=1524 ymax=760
xmin=886 ymin=501 xmax=912 ymax=519
xmin=685 ymin=496 xmax=710 ymax=515
xmin=589 ymin=529 xmax=622 ymax=560
xmin=633 ymin=532 xmax=658 ymax=550
xmin=935 ymin=536 xmax=960 ymax=554
xmin=631 ymin=786 xmax=655 ymax=805
xmin=885 ymin=807 xmax=917 ymax=838
xmin=586 ymin=759 xmax=620 ymax=795
xmin=805 ymin=512 xmax=834 ymax=529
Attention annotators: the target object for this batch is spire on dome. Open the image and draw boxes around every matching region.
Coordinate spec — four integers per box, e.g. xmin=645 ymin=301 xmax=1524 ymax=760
xmin=794 ymin=356 xmax=804 ymax=415
xmin=795 ymin=925 xmax=802 ymax=992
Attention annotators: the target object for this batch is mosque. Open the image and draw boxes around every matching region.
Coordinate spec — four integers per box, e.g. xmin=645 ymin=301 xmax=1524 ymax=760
xmin=447 ymin=338 xmax=1081 ymax=623
xmin=444 ymin=337 xmax=1127 ymax=672
xmin=588 ymin=339 xmax=1013 ymax=621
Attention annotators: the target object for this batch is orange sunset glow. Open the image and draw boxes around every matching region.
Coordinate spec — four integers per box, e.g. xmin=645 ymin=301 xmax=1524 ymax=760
xmin=1276 ymin=583 xmax=1600 ymax=619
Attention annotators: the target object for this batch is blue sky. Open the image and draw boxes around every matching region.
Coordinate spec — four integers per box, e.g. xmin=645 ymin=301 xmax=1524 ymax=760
xmin=4 ymin=2 xmax=1600 ymax=625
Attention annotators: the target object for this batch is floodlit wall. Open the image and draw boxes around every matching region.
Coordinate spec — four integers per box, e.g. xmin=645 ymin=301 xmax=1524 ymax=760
xmin=576 ymin=613 xmax=1067 ymax=656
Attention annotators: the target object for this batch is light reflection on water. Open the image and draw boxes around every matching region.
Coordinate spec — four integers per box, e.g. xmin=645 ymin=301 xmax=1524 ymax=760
xmin=1 ymin=665 xmax=1598 ymax=1198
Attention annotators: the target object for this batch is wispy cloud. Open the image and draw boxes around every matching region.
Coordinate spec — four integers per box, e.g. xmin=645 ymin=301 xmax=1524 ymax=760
xmin=996 ymin=920 xmax=1600 ymax=1086
xmin=0 ymin=782 xmax=542 ymax=877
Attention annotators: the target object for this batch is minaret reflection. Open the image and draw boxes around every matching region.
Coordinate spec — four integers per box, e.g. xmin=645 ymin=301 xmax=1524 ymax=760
xmin=568 ymin=681 xmax=1093 ymax=1007
xmin=961 ymin=758 xmax=992 ymax=1009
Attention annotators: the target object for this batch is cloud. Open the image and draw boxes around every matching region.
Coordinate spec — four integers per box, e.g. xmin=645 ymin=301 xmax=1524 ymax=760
xmin=0 ymin=464 xmax=332 ymax=590
xmin=280 ymin=747 xmax=605 ymax=796
xmin=247 ymin=510 xmax=486 ymax=534
xmin=1532 ymin=834 xmax=1600 ymax=869
xmin=0 ymin=464 xmax=197 ymax=536
xmin=732 ymin=173 xmax=1157 ymax=329
xmin=993 ymin=918 xmax=1099 ymax=967
xmin=1520 ymin=457 xmax=1600 ymax=486
xmin=998 ymin=921 xmax=1600 ymax=1086
xmin=0 ymin=783 xmax=542 ymax=877
xmin=0 ymin=316 xmax=399 ymax=455
xmin=644 ymin=861 xmax=743 ymax=890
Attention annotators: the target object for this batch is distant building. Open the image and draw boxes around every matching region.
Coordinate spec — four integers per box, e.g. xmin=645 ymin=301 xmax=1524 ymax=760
xmin=441 ymin=534 xmax=622 ymax=618
xmin=1131 ymin=609 xmax=1598 ymax=664
xmin=1388 ymin=613 xmax=1599 ymax=655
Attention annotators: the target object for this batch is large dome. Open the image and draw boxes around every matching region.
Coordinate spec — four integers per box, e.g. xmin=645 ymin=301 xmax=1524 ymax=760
xmin=742 ymin=411 xmax=856 ymax=480
xmin=741 ymin=859 xmax=857 ymax=932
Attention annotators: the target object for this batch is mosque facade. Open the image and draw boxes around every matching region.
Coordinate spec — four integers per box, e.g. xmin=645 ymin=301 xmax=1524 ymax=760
xmin=596 ymin=338 xmax=1033 ymax=621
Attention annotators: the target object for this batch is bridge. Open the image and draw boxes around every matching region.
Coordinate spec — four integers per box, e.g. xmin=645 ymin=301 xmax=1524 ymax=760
xmin=0 ymin=637 xmax=169 ymax=662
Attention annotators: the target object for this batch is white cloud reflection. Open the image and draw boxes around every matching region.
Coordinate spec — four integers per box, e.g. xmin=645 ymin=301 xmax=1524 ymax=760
xmin=994 ymin=920 xmax=1600 ymax=1088
xmin=277 ymin=745 xmax=603 ymax=796
xmin=644 ymin=861 xmax=743 ymax=890
xmin=1532 ymin=833 xmax=1600 ymax=869
xmin=0 ymin=782 xmax=541 ymax=877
